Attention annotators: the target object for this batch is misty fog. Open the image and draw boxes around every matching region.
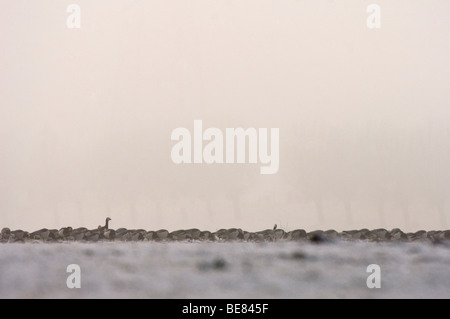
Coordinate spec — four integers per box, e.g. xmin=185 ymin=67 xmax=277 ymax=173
xmin=1 ymin=0 xmax=449 ymax=231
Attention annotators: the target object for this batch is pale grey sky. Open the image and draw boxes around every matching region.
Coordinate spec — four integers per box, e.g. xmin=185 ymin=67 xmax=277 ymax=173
xmin=1 ymin=0 xmax=449 ymax=231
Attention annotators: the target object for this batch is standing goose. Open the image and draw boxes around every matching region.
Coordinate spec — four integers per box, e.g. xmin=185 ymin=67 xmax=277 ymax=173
xmin=98 ymin=217 xmax=111 ymax=232
xmin=97 ymin=217 xmax=112 ymax=240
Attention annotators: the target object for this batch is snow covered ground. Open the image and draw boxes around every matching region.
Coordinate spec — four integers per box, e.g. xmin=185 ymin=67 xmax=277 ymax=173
xmin=0 ymin=241 xmax=449 ymax=298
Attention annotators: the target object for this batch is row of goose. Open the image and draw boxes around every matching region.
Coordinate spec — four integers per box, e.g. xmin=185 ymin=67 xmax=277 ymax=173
xmin=1 ymin=225 xmax=450 ymax=243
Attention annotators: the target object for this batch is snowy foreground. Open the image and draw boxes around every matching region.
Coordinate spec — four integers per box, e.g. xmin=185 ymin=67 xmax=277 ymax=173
xmin=1 ymin=241 xmax=449 ymax=298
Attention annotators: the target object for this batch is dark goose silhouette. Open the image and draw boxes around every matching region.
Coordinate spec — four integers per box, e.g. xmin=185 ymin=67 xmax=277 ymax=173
xmin=1 ymin=228 xmax=11 ymax=242
xmin=98 ymin=217 xmax=111 ymax=232
xmin=58 ymin=227 xmax=73 ymax=238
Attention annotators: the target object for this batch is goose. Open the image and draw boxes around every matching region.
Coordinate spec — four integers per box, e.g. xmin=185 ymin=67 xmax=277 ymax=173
xmin=287 ymin=229 xmax=307 ymax=241
xmin=72 ymin=227 xmax=88 ymax=241
xmin=170 ymin=230 xmax=187 ymax=241
xmin=272 ymin=228 xmax=286 ymax=240
xmin=130 ymin=231 xmax=144 ymax=241
xmin=222 ymin=228 xmax=243 ymax=241
xmin=324 ymin=229 xmax=339 ymax=241
xmin=215 ymin=229 xmax=228 ymax=240
xmin=308 ymin=230 xmax=327 ymax=244
xmin=155 ymin=229 xmax=169 ymax=240
xmin=73 ymin=227 xmax=88 ymax=233
xmin=58 ymin=227 xmax=73 ymax=238
xmin=74 ymin=232 xmax=85 ymax=241
xmin=186 ymin=228 xmax=201 ymax=240
xmin=31 ymin=228 xmax=50 ymax=241
xmin=257 ymin=229 xmax=274 ymax=241
xmin=115 ymin=229 xmax=130 ymax=241
xmin=85 ymin=231 xmax=100 ymax=242
xmin=144 ymin=231 xmax=156 ymax=241
xmin=199 ymin=231 xmax=214 ymax=241
xmin=103 ymin=229 xmax=116 ymax=240
xmin=48 ymin=229 xmax=60 ymax=241
xmin=249 ymin=232 xmax=264 ymax=241
xmin=1 ymin=227 xmax=11 ymax=241
xmin=116 ymin=228 xmax=127 ymax=236
xmin=98 ymin=217 xmax=111 ymax=232
xmin=11 ymin=230 xmax=29 ymax=242
xmin=442 ymin=230 xmax=450 ymax=240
